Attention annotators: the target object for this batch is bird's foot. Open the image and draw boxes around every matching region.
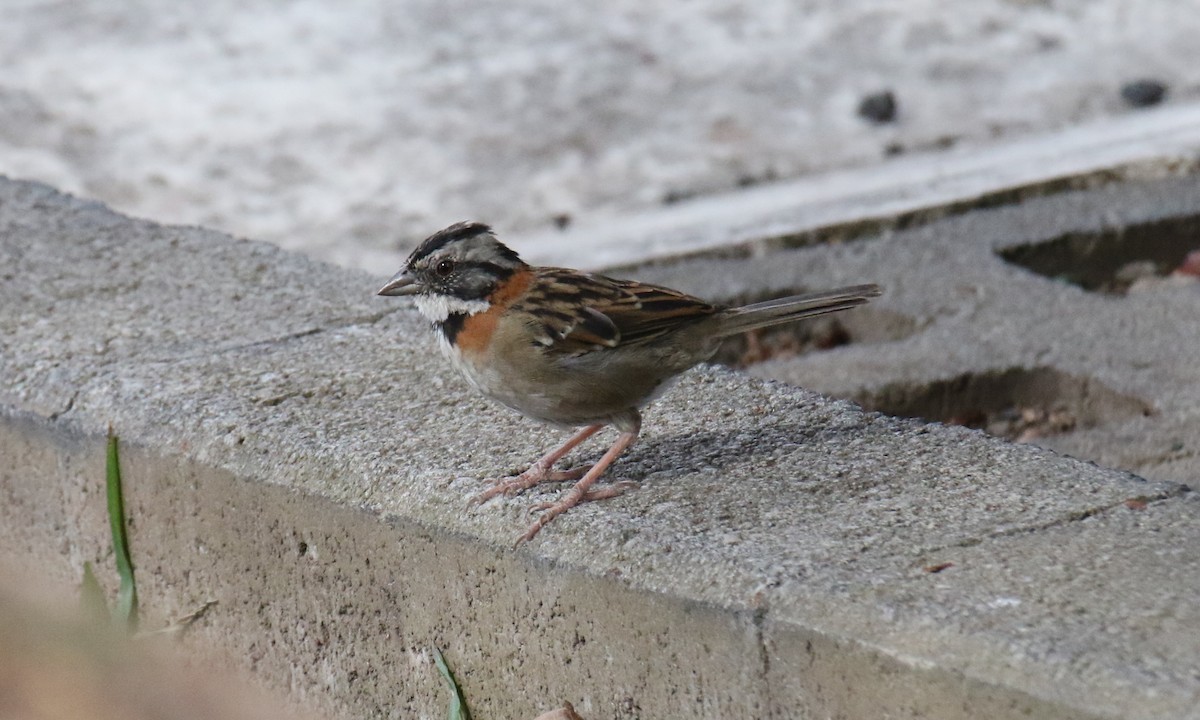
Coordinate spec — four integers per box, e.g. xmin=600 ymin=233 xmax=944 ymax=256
xmin=511 ymin=427 xmax=641 ymax=545
xmin=515 ymin=480 xmax=639 ymax=546
xmin=468 ymin=464 xmax=588 ymax=507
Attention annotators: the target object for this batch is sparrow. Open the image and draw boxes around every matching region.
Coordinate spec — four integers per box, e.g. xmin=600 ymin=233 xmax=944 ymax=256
xmin=379 ymin=221 xmax=881 ymax=544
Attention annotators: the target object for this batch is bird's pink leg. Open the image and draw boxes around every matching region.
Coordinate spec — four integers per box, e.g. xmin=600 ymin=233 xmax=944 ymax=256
xmin=469 ymin=424 xmax=603 ymax=506
xmin=516 ymin=426 xmax=640 ymax=545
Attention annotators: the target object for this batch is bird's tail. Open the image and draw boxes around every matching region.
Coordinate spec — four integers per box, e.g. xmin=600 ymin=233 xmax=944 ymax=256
xmin=714 ymin=284 xmax=882 ymax=337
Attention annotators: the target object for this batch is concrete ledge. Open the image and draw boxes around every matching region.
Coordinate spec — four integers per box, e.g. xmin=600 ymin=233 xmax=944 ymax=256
xmin=1 ymin=177 xmax=1196 ymax=719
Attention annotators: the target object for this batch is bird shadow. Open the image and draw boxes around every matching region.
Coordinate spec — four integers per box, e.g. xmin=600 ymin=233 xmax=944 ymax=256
xmin=602 ymin=417 xmax=871 ymax=481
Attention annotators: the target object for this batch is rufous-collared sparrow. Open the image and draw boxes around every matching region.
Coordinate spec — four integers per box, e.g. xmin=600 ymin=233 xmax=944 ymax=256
xmin=379 ymin=222 xmax=881 ymax=544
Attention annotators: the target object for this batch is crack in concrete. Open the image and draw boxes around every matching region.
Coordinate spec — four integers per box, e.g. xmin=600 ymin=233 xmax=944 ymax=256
xmin=922 ymin=482 xmax=1191 ymax=557
xmin=251 ymin=391 xmax=304 ymax=407
xmin=752 ymin=604 xmax=770 ymax=687
xmin=45 ymin=390 xmax=78 ymax=421
xmin=136 ymin=309 xmax=398 ymax=364
xmin=26 ymin=309 xmax=402 ymax=424
xmin=748 ymin=602 xmax=780 ymax=719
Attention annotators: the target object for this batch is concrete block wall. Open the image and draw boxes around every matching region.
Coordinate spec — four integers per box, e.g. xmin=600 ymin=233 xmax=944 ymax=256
xmin=1 ymin=175 xmax=1197 ymax=719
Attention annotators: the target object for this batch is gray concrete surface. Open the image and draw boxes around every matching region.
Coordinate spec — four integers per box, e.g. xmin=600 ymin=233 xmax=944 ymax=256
xmin=2 ymin=175 xmax=1197 ymax=719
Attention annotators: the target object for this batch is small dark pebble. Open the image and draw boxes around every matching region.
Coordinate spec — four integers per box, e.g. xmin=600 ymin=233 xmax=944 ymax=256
xmin=858 ymin=90 xmax=897 ymax=123
xmin=1121 ymin=79 xmax=1168 ymax=108
xmin=933 ymin=135 xmax=958 ymax=150
xmin=662 ymin=188 xmax=698 ymax=205
xmin=736 ymin=167 xmax=777 ymax=188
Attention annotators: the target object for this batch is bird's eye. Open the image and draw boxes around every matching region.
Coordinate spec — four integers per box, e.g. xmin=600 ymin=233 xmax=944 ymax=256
xmin=435 ymin=258 xmax=455 ymax=277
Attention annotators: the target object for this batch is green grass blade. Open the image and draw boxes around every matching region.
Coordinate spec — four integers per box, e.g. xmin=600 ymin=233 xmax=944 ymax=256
xmin=433 ymin=647 xmax=472 ymax=720
xmin=80 ymin=560 xmax=110 ymax=624
xmin=106 ymin=430 xmax=138 ymax=633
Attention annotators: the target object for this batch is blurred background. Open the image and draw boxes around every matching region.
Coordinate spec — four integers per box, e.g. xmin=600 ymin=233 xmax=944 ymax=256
xmin=1 ymin=0 xmax=1196 ymax=273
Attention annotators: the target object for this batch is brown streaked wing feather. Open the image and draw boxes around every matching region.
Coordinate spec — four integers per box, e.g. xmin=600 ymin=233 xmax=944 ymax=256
xmin=516 ymin=268 xmax=718 ymax=355
xmin=610 ymin=279 xmax=720 ymax=344
xmin=515 ymin=269 xmax=622 ymax=353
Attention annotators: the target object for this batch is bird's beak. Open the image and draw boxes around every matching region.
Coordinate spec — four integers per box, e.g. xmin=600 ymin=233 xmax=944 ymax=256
xmin=377 ymin=269 xmax=421 ymax=296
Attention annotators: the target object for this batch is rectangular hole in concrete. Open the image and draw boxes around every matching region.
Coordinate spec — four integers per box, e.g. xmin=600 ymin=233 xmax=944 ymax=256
xmin=855 ymin=367 xmax=1154 ymax=443
xmin=997 ymin=214 xmax=1200 ymax=294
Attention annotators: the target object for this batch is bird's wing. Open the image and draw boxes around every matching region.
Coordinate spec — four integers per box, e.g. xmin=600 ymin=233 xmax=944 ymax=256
xmin=516 ymin=268 xmax=719 ymax=356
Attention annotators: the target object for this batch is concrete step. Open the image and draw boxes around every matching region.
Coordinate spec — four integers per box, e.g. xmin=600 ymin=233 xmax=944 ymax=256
xmin=0 ymin=176 xmax=1196 ymax=719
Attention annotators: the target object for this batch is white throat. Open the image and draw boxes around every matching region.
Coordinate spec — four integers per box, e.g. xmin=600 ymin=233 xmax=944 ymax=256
xmin=414 ymin=293 xmax=491 ymax=323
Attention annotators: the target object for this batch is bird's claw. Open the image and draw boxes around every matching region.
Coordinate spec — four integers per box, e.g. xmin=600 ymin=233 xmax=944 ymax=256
xmin=514 ymin=479 xmax=640 ymax=544
xmin=467 ymin=464 xmax=589 ymax=508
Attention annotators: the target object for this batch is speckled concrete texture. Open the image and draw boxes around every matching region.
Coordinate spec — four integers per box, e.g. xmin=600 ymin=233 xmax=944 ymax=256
xmin=0 ymin=177 xmax=1196 ymax=719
